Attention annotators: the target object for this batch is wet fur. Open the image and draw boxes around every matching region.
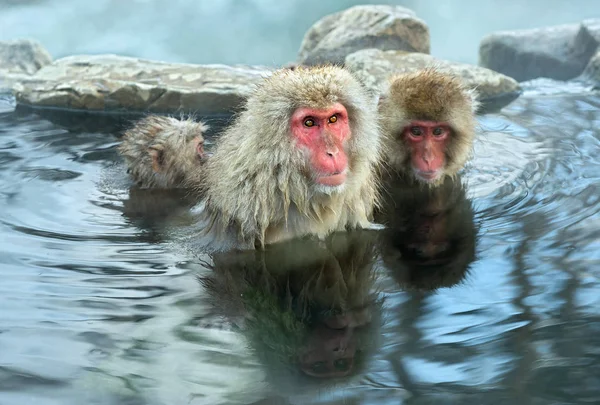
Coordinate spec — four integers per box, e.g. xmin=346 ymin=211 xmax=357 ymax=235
xmin=194 ymin=65 xmax=381 ymax=247
xmin=118 ymin=115 xmax=208 ymax=188
xmin=378 ymin=68 xmax=479 ymax=186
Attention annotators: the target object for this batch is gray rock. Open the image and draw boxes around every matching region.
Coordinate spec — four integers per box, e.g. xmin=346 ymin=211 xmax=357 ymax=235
xmin=345 ymin=49 xmax=521 ymax=113
xmin=13 ymin=54 xmax=273 ymax=115
xmin=0 ymin=39 xmax=52 ymax=76
xmin=0 ymin=72 xmax=30 ymax=92
xmin=297 ymin=5 xmax=429 ymax=66
xmin=479 ymin=20 xmax=600 ymax=82
xmin=583 ymin=50 xmax=600 ymax=84
xmin=0 ymin=39 xmax=52 ymax=91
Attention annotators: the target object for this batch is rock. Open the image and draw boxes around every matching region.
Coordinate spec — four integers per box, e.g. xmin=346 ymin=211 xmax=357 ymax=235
xmin=0 ymin=39 xmax=52 ymax=91
xmin=583 ymin=50 xmax=600 ymax=85
xmin=13 ymin=54 xmax=273 ymax=115
xmin=479 ymin=20 xmax=600 ymax=82
xmin=0 ymin=39 xmax=52 ymax=76
xmin=345 ymin=49 xmax=521 ymax=113
xmin=297 ymin=5 xmax=429 ymax=66
xmin=0 ymin=72 xmax=29 ymax=92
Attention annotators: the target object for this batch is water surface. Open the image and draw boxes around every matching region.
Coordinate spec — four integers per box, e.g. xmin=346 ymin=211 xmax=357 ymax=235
xmin=0 ymin=90 xmax=599 ymax=404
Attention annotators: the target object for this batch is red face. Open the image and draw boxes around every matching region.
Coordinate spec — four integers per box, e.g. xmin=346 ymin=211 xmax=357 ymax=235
xmin=291 ymin=103 xmax=350 ymax=187
xmin=404 ymin=120 xmax=451 ymax=182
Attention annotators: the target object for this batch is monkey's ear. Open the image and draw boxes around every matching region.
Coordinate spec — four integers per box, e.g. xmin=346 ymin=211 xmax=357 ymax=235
xmin=377 ymin=94 xmax=388 ymax=107
xmin=148 ymin=145 xmax=164 ymax=173
xmin=376 ymin=85 xmax=390 ymax=107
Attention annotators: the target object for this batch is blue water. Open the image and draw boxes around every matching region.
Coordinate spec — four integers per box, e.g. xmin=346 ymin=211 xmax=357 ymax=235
xmin=0 ymin=87 xmax=599 ymax=404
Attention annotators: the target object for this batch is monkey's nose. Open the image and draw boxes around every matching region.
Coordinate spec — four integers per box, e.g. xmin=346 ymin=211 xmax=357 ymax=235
xmin=326 ymin=147 xmax=339 ymax=157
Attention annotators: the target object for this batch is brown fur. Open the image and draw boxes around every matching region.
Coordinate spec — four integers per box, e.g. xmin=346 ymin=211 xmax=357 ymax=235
xmin=193 ymin=65 xmax=381 ymax=248
xmin=118 ymin=115 xmax=208 ymax=188
xmin=378 ymin=68 xmax=479 ymax=186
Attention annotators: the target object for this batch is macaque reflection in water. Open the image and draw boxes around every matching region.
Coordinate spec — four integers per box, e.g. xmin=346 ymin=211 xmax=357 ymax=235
xmin=114 ymin=115 xmax=214 ymax=235
xmin=120 ymin=188 xmax=198 ymax=235
xmin=199 ymin=230 xmax=382 ymax=392
xmin=376 ymin=175 xmax=479 ymax=290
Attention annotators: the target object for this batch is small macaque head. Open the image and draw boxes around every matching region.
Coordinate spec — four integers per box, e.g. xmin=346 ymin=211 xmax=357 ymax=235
xmin=119 ymin=115 xmax=209 ymax=189
xmin=290 ymin=102 xmax=350 ymax=191
xmin=147 ymin=120 xmax=208 ymax=175
xmin=379 ymin=68 xmax=479 ymax=186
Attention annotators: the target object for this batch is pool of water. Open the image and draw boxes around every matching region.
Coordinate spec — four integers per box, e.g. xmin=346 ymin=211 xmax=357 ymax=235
xmin=0 ymin=89 xmax=599 ymax=405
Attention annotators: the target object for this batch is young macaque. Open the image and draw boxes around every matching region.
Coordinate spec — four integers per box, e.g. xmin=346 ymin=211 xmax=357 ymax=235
xmin=193 ymin=65 xmax=381 ymax=248
xmin=118 ymin=115 xmax=209 ymax=189
xmin=378 ymin=68 xmax=479 ymax=186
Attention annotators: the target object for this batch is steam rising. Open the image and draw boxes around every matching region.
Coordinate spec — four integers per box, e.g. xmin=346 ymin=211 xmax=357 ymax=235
xmin=0 ymin=0 xmax=598 ymax=66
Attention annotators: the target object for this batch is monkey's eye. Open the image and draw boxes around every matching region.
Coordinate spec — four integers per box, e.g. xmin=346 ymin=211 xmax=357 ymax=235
xmin=410 ymin=126 xmax=422 ymax=136
xmin=328 ymin=115 xmax=338 ymax=123
xmin=433 ymin=127 xmax=443 ymax=136
xmin=304 ymin=118 xmax=315 ymax=127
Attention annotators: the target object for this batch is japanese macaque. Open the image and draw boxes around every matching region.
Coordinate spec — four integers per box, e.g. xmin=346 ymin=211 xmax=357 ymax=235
xmin=198 ymin=230 xmax=382 ymax=396
xmin=118 ymin=115 xmax=209 ymax=188
xmin=378 ymin=68 xmax=479 ymax=186
xmin=376 ymin=175 xmax=478 ymax=290
xmin=194 ymin=65 xmax=381 ymax=249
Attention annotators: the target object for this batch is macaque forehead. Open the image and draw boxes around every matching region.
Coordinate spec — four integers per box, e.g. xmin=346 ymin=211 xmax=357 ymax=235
xmin=400 ymin=103 xmax=448 ymax=122
xmin=389 ymin=72 xmax=468 ymax=121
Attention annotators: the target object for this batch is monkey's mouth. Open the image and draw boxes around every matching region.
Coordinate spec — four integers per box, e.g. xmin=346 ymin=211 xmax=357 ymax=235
xmin=415 ymin=170 xmax=440 ymax=182
xmin=316 ymin=171 xmax=347 ymax=186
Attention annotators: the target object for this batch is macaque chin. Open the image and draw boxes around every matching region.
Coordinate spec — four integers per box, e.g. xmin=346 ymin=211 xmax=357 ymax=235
xmin=118 ymin=115 xmax=209 ymax=189
xmin=378 ymin=68 xmax=480 ymax=187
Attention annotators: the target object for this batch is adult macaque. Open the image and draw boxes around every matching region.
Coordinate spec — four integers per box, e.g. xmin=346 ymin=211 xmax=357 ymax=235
xmin=194 ymin=66 xmax=381 ymax=248
xmin=198 ymin=230 xmax=382 ymax=394
xmin=118 ymin=115 xmax=209 ymax=188
xmin=376 ymin=175 xmax=478 ymax=290
xmin=378 ymin=68 xmax=479 ymax=186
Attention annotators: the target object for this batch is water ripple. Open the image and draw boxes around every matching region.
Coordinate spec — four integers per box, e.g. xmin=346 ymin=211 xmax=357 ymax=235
xmin=0 ymin=93 xmax=599 ymax=404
